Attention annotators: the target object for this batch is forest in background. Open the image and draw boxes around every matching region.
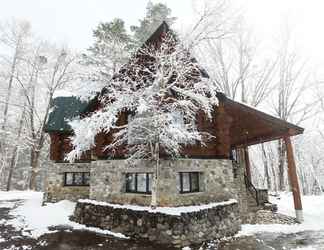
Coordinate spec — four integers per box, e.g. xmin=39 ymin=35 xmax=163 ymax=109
xmin=0 ymin=0 xmax=323 ymax=195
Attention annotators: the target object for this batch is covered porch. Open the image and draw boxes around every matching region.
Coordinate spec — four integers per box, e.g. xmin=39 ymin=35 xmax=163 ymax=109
xmin=216 ymin=93 xmax=305 ymax=222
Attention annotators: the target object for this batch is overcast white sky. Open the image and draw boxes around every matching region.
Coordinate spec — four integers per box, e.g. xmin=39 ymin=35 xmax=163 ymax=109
xmin=1 ymin=0 xmax=324 ymax=68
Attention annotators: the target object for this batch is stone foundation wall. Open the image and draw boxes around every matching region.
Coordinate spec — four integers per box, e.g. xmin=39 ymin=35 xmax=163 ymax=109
xmin=72 ymin=200 xmax=241 ymax=247
xmin=44 ymin=162 xmax=90 ymax=202
xmin=90 ymin=159 xmax=236 ymax=206
xmin=233 ymin=158 xmax=249 ymax=216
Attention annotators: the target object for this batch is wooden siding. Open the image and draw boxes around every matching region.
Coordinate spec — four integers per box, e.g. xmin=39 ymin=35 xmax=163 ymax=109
xmin=48 ymin=96 xmax=304 ymax=162
xmin=49 ymin=133 xmax=91 ymax=162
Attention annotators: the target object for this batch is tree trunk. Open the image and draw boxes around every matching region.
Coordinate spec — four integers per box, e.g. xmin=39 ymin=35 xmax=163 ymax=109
xmin=270 ymin=158 xmax=278 ymax=193
xmin=0 ymin=50 xmax=19 ymax=152
xmin=6 ymin=108 xmax=25 ymax=191
xmin=278 ymin=139 xmax=286 ymax=191
xmin=261 ymin=144 xmax=271 ymax=190
xmin=29 ymin=147 xmax=40 ymax=190
xmin=6 ymin=148 xmax=19 ymax=191
xmin=1 ymin=51 xmax=18 ymax=132
xmin=151 ymin=142 xmax=159 ymax=208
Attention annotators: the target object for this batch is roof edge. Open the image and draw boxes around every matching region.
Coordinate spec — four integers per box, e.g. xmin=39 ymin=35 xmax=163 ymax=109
xmin=216 ymin=92 xmax=304 ymax=136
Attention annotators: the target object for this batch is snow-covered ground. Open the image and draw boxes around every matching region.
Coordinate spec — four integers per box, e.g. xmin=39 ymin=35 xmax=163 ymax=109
xmin=0 ymin=191 xmax=42 ymax=201
xmin=0 ymin=191 xmax=127 ymax=239
xmin=1 ymin=190 xmax=324 ymax=244
xmin=240 ymin=192 xmax=324 ymax=235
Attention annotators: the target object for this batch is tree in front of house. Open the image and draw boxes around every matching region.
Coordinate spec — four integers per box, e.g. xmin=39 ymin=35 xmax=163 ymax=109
xmin=67 ymin=32 xmax=218 ymax=207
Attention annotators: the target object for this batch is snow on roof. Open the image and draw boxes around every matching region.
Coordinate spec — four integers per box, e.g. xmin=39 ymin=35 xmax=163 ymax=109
xmin=78 ymin=198 xmax=238 ymax=216
xmin=53 ymin=90 xmax=75 ymax=98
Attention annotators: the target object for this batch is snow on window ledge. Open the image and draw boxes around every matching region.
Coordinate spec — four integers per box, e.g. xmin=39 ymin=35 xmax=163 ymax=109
xmin=78 ymin=198 xmax=238 ymax=216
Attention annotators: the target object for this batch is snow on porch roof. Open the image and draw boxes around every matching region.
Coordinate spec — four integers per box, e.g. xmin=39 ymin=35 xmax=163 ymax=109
xmin=216 ymin=93 xmax=304 ymax=147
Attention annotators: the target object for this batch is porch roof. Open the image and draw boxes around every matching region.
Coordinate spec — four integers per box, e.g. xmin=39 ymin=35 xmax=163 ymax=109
xmin=216 ymin=93 xmax=304 ymax=147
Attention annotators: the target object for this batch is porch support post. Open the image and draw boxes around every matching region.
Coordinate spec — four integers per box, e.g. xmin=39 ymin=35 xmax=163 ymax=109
xmin=283 ymin=135 xmax=303 ymax=223
xmin=244 ymin=146 xmax=252 ymax=181
xmin=215 ymin=103 xmax=232 ymax=158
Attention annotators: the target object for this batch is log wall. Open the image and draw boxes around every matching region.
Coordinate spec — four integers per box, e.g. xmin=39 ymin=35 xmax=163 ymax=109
xmin=49 ymin=104 xmax=235 ymax=160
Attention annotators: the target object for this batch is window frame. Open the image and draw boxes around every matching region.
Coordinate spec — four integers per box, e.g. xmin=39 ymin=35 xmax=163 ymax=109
xmin=63 ymin=172 xmax=90 ymax=186
xmin=125 ymin=173 xmax=152 ymax=194
xmin=179 ymin=172 xmax=200 ymax=193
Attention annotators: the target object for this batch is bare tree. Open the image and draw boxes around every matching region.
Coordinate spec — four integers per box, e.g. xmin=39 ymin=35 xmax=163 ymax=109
xmin=0 ymin=20 xmax=30 ymax=129
xmin=11 ymin=40 xmax=77 ymax=190
xmin=197 ymin=17 xmax=276 ymax=106
xmin=271 ymin=27 xmax=317 ymax=191
xmin=0 ymin=20 xmax=32 ymax=189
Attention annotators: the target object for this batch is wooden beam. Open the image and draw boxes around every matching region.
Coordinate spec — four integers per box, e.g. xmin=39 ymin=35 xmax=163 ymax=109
xmin=231 ymin=130 xmax=288 ymax=148
xmin=244 ymin=146 xmax=252 ymax=181
xmin=284 ymin=136 xmax=303 ymax=223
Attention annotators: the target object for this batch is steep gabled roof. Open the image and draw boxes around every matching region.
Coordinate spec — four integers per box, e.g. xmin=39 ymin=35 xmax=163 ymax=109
xmin=45 ymin=96 xmax=89 ymax=133
xmin=96 ymin=21 xmax=210 ymax=107
xmin=45 ymin=22 xmax=304 ymax=145
xmin=139 ymin=21 xmax=209 ymax=78
xmin=141 ymin=21 xmax=170 ymax=48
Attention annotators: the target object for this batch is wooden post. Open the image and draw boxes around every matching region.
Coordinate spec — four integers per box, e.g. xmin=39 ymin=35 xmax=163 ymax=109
xmin=244 ymin=146 xmax=252 ymax=181
xmin=283 ymin=136 xmax=303 ymax=223
xmin=215 ymin=103 xmax=232 ymax=158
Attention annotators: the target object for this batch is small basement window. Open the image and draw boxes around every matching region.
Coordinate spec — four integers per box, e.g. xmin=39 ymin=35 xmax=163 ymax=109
xmin=125 ymin=173 xmax=152 ymax=194
xmin=64 ymin=172 xmax=90 ymax=186
xmin=178 ymin=172 xmax=200 ymax=193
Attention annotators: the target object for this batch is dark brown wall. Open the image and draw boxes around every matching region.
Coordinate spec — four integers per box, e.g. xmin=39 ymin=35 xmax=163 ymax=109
xmin=48 ymin=105 xmax=233 ymax=161
xmin=49 ymin=133 xmax=91 ymax=162
xmin=49 ymin=104 xmax=234 ymax=161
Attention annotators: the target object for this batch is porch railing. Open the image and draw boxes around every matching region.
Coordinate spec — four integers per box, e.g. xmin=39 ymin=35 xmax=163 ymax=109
xmin=244 ymin=173 xmax=260 ymax=206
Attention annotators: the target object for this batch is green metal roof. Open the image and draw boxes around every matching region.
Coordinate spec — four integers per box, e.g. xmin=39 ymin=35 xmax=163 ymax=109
xmin=45 ymin=96 xmax=89 ymax=133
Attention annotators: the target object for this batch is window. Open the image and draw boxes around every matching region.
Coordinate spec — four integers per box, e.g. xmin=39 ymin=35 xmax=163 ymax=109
xmin=125 ymin=173 xmax=152 ymax=194
xmin=64 ymin=172 xmax=90 ymax=186
xmin=178 ymin=172 xmax=200 ymax=193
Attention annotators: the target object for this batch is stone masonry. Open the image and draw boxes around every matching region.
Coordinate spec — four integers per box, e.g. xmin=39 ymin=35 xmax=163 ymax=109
xmin=72 ymin=199 xmax=241 ymax=247
xmin=44 ymin=162 xmax=90 ymax=202
xmin=90 ymin=159 xmax=237 ymax=207
xmin=44 ymin=157 xmax=253 ymax=216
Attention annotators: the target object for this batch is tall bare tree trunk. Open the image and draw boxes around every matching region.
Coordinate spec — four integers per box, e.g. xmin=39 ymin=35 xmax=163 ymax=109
xmin=1 ymin=49 xmax=18 ymax=132
xmin=6 ymin=148 xmax=19 ymax=191
xmin=28 ymin=90 xmax=54 ymax=190
xmin=278 ymin=139 xmax=286 ymax=191
xmin=0 ymin=47 xmax=19 ymax=153
xmin=29 ymin=148 xmax=41 ymax=190
xmin=6 ymin=108 xmax=25 ymax=191
xmin=261 ymin=144 xmax=271 ymax=190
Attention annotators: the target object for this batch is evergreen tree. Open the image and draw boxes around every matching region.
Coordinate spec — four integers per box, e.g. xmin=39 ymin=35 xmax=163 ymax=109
xmin=84 ymin=18 xmax=132 ymax=79
xmin=131 ymin=1 xmax=176 ymax=46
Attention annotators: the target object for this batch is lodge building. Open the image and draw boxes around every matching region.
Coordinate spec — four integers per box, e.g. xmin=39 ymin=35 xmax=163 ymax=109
xmin=44 ymin=22 xmax=304 ymax=246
